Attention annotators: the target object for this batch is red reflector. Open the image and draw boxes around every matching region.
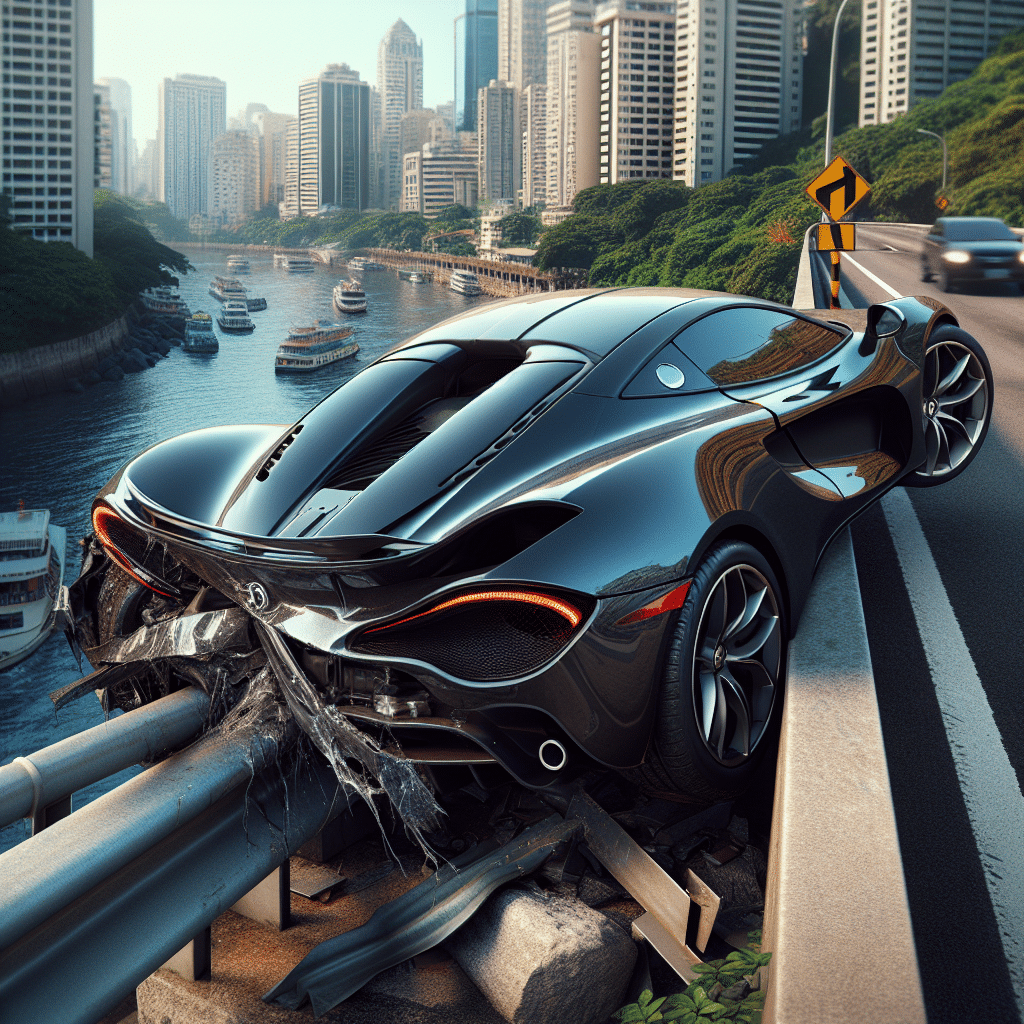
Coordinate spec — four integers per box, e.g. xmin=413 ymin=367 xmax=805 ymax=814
xmin=364 ymin=589 xmax=583 ymax=635
xmin=92 ymin=505 xmax=178 ymax=599
xmin=615 ymin=580 xmax=692 ymax=626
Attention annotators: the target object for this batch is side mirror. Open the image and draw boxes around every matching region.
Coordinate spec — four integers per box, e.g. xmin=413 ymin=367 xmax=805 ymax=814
xmin=860 ymin=303 xmax=906 ymax=355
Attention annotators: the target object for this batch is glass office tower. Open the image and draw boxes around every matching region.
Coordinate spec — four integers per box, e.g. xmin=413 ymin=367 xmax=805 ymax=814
xmin=456 ymin=0 xmax=499 ymax=132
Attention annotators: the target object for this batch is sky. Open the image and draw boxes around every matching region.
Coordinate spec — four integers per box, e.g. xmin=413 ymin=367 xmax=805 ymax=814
xmin=94 ymin=0 xmax=464 ymax=148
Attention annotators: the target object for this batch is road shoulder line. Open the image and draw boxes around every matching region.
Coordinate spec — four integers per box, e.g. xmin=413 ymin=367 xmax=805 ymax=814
xmin=762 ymin=529 xmax=925 ymax=1024
xmin=842 ymin=253 xmax=901 ymax=299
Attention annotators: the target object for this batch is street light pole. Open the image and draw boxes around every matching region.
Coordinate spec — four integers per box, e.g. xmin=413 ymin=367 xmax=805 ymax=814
xmin=916 ymin=128 xmax=948 ymax=191
xmin=824 ymin=0 xmax=853 ymax=166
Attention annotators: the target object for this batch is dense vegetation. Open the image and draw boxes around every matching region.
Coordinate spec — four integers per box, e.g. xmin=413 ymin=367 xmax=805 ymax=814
xmin=534 ymin=26 xmax=1024 ymax=303
xmin=0 ymin=192 xmax=191 ymax=352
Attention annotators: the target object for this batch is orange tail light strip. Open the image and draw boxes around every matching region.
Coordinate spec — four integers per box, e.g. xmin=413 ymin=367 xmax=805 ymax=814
xmin=362 ymin=589 xmax=583 ymax=635
xmin=92 ymin=506 xmax=179 ymax=599
xmin=615 ymin=580 xmax=692 ymax=626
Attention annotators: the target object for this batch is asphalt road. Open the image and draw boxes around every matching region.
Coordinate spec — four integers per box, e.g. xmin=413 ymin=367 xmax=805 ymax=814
xmin=837 ymin=222 xmax=1024 ymax=1024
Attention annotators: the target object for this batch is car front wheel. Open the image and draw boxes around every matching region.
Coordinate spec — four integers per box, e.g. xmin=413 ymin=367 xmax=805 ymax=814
xmin=904 ymin=325 xmax=992 ymax=487
xmin=639 ymin=541 xmax=785 ymax=802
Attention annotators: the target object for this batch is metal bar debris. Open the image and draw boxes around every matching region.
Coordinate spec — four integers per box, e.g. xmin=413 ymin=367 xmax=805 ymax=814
xmin=263 ymin=814 xmax=582 ymax=1017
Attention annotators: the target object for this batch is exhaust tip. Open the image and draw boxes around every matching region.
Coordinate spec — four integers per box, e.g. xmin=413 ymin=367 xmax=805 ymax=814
xmin=538 ymin=739 xmax=568 ymax=772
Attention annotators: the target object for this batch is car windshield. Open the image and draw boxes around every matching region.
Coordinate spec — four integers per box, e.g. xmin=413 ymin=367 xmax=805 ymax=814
xmin=942 ymin=219 xmax=1018 ymax=242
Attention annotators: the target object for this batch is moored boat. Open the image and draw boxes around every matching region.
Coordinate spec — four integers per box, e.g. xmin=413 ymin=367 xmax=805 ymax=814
xmin=332 ymin=280 xmax=368 ymax=314
xmin=246 ymin=295 xmax=268 ymax=312
xmin=275 ymin=321 xmax=358 ymax=373
xmin=275 ymin=254 xmax=315 ymax=273
xmin=349 ymin=256 xmax=386 ymax=272
xmin=226 ymin=255 xmax=250 ymax=273
xmin=209 ymin=275 xmax=248 ymax=304
xmin=450 ymin=270 xmax=482 ymax=296
xmin=216 ymin=300 xmax=255 ymax=333
xmin=0 ymin=507 xmax=65 ymax=672
xmin=139 ymin=285 xmax=190 ymax=317
xmin=183 ymin=311 xmax=218 ymax=353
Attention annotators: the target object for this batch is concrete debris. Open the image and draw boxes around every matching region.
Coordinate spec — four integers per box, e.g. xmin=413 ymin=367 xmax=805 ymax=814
xmin=446 ymin=886 xmax=637 ymax=1024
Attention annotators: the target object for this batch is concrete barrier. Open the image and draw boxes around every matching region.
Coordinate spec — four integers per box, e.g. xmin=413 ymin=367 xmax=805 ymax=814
xmin=0 ymin=311 xmax=132 ymax=404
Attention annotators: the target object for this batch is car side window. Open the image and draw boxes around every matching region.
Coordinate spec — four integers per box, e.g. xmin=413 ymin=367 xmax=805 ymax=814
xmin=675 ymin=308 xmax=846 ymax=387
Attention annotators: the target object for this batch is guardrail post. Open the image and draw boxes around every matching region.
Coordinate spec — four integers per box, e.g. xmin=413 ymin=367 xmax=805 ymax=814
xmin=163 ymin=927 xmax=212 ymax=982
xmin=231 ymin=863 xmax=291 ymax=931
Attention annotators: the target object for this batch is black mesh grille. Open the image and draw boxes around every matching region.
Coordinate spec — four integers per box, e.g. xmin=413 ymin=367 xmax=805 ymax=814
xmin=328 ymin=417 xmax=430 ymax=490
xmin=350 ymin=598 xmax=581 ymax=682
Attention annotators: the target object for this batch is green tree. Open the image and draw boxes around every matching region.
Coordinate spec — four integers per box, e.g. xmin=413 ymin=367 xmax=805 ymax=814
xmin=497 ymin=212 xmax=542 ymax=245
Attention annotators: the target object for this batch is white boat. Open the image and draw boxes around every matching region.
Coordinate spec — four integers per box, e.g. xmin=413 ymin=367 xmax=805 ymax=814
xmin=275 ymin=321 xmax=359 ymax=373
xmin=216 ymin=300 xmax=255 ymax=334
xmin=450 ymin=270 xmax=482 ymax=296
xmin=139 ymin=285 xmax=191 ymax=317
xmin=333 ymin=280 xmax=367 ymax=314
xmin=349 ymin=256 xmax=386 ymax=272
xmin=275 ymin=254 xmax=315 ymax=273
xmin=183 ymin=311 xmax=218 ymax=353
xmin=226 ymin=255 xmax=250 ymax=273
xmin=0 ymin=507 xmax=66 ymax=672
xmin=209 ymin=275 xmax=248 ymax=304
xmin=407 ymin=272 xmax=424 ymax=283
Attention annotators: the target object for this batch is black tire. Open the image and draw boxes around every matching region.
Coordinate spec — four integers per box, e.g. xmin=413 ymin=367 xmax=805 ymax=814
xmin=905 ymin=325 xmax=992 ymax=487
xmin=921 ymin=261 xmax=933 ymax=283
xmin=639 ymin=541 xmax=786 ymax=802
xmin=938 ymin=268 xmax=954 ymax=293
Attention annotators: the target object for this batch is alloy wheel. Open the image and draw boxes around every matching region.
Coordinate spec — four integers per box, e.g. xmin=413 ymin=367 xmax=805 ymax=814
xmin=691 ymin=563 xmax=782 ymax=768
xmin=920 ymin=338 xmax=989 ymax=478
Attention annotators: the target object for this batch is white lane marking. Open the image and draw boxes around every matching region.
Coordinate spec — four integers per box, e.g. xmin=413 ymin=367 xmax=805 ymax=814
xmin=881 ymin=486 xmax=1024 ymax=1017
xmin=843 ymin=253 xmax=902 ymax=299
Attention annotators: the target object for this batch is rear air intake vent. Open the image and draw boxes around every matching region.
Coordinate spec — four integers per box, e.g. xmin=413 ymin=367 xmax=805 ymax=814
xmin=256 ymin=425 xmax=303 ymax=481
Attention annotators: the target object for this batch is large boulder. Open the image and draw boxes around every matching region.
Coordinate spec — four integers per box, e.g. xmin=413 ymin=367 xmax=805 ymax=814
xmin=446 ymin=886 xmax=637 ymax=1024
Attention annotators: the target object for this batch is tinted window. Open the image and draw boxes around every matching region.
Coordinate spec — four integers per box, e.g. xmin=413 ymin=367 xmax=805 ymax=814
xmin=943 ymin=218 xmax=1017 ymax=242
xmin=675 ymin=308 xmax=845 ymax=386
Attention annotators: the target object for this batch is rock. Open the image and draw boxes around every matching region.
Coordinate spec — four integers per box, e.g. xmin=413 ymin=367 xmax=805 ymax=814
xmin=446 ymin=886 xmax=637 ymax=1024
xmin=576 ymin=875 xmax=623 ymax=909
xmin=102 ymin=365 xmax=124 ymax=382
xmin=96 ymin=355 xmax=116 ymax=374
xmin=82 ymin=369 xmax=102 ymax=386
xmin=152 ymin=338 xmax=171 ymax=356
xmin=121 ymin=348 xmax=149 ymax=373
xmin=66 ymin=379 xmax=85 ymax=393
xmin=721 ymin=979 xmax=752 ymax=1001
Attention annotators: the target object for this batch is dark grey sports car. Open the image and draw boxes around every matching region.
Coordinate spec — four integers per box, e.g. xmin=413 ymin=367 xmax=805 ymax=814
xmin=67 ymin=288 xmax=992 ymax=811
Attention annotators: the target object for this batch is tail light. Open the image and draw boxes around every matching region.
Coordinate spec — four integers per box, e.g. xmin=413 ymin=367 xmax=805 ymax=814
xmin=92 ymin=505 xmax=182 ymax=598
xmin=349 ymin=587 xmax=591 ymax=682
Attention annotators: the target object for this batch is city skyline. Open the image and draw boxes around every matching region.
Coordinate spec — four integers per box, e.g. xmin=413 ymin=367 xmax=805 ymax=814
xmin=94 ymin=0 xmax=463 ymax=148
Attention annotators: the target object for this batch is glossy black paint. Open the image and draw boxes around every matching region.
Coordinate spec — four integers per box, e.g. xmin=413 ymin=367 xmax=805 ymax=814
xmin=85 ymin=288 xmax=966 ymax=777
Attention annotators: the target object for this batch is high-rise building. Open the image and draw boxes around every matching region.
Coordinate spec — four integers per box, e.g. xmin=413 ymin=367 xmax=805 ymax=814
xmin=95 ymin=76 xmax=132 ymax=194
xmin=478 ymin=79 xmax=521 ymax=207
xmin=521 ymin=83 xmax=547 ymax=207
xmin=94 ymin=83 xmax=112 ymax=189
xmin=860 ymin=0 xmax=1024 ymax=126
xmin=546 ymin=0 xmax=600 ymax=206
xmin=251 ymin=110 xmax=296 ymax=207
xmin=377 ymin=19 xmax=423 ymax=210
xmin=499 ymin=0 xmax=557 ymax=89
xmin=596 ymin=1 xmax=676 ymax=186
xmin=280 ymin=118 xmax=299 ymax=219
xmin=399 ymin=108 xmax=441 ymax=170
xmin=295 ymin=64 xmax=371 ymax=216
xmin=1 ymin=0 xmax=95 ymax=255
xmin=158 ymin=74 xmax=226 ymax=221
xmin=136 ymin=138 xmax=158 ymax=200
xmin=456 ymin=0 xmax=499 ymax=132
xmin=673 ymin=0 xmax=802 ymax=186
xmin=208 ymin=128 xmax=260 ymax=226
xmin=403 ymin=137 xmax=479 ymax=216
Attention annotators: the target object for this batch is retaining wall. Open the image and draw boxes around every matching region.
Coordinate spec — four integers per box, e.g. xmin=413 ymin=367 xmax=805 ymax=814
xmin=0 ymin=311 xmax=132 ymax=405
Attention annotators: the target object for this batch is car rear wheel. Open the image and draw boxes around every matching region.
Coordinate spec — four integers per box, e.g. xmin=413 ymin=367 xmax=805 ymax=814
xmin=639 ymin=541 xmax=785 ymax=802
xmin=905 ymin=325 xmax=992 ymax=487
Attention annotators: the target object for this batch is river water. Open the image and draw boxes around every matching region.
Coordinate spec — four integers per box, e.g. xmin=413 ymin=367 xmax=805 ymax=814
xmin=0 ymin=249 xmax=484 ymax=851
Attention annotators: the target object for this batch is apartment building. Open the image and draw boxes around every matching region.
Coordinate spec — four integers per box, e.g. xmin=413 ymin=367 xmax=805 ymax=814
xmin=295 ymin=64 xmax=371 ymax=216
xmin=457 ymin=0 xmax=499 ymax=131
xmin=860 ymin=0 xmax=1024 ymax=125
xmin=377 ymin=19 xmax=423 ymax=210
xmin=280 ymin=117 xmax=299 ymax=219
xmin=673 ymin=0 xmax=802 ymax=186
xmin=596 ymin=0 xmax=677 ymax=185
xmin=1 ymin=0 xmax=94 ymax=254
xmin=521 ymin=83 xmax=547 ymax=207
xmin=93 ymin=81 xmax=111 ymax=189
xmin=158 ymin=73 xmax=226 ymax=221
xmin=478 ymin=79 xmax=521 ymax=206
xmin=208 ymin=128 xmax=260 ymax=226
xmin=251 ymin=110 xmax=295 ymax=207
xmin=95 ymin=76 xmax=131 ymax=194
xmin=545 ymin=0 xmax=599 ymax=206
xmin=402 ymin=136 xmax=478 ymax=216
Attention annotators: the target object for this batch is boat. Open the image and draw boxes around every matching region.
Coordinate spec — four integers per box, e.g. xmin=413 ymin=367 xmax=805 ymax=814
xmin=332 ymin=280 xmax=368 ymax=314
xmin=183 ymin=311 xmax=218 ymax=353
xmin=407 ymin=272 xmax=424 ymax=283
xmin=349 ymin=256 xmax=386 ymax=272
xmin=450 ymin=270 xmax=482 ymax=296
xmin=226 ymin=255 xmax=250 ymax=273
xmin=246 ymin=294 xmax=268 ymax=312
xmin=275 ymin=321 xmax=359 ymax=373
xmin=274 ymin=254 xmax=315 ymax=273
xmin=216 ymin=300 xmax=255 ymax=333
xmin=209 ymin=276 xmax=248 ymax=304
xmin=0 ymin=506 xmax=66 ymax=672
xmin=139 ymin=285 xmax=190 ymax=317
